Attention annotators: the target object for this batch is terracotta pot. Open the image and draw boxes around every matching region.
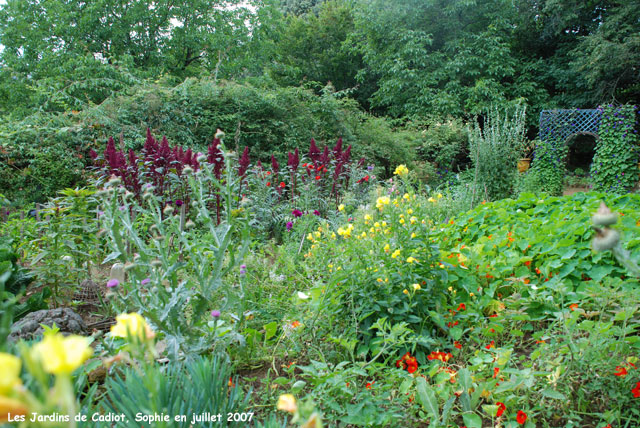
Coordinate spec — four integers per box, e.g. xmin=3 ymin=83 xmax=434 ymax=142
xmin=517 ymin=158 xmax=531 ymax=173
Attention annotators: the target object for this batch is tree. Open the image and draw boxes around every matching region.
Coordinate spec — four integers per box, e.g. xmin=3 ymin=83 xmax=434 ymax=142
xmin=0 ymin=0 xmax=258 ymax=116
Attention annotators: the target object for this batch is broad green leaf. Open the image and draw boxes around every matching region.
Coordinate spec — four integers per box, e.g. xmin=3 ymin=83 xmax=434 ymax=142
xmin=264 ymin=321 xmax=278 ymax=341
xmin=416 ymin=376 xmax=439 ymax=418
xmin=462 ymin=412 xmax=482 ymax=428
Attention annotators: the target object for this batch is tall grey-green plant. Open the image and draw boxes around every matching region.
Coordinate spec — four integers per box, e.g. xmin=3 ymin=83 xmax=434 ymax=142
xmin=99 ymin=137 xmax=249 ymax=359
xmin=469 ymin=103 xmax=527 ymax=203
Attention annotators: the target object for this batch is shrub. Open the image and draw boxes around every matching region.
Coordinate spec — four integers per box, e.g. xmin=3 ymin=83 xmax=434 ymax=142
xmin=1 ymin=79 xmax=417 ymax=205
xmin=468 ymin=104 xmax=527 ymax=202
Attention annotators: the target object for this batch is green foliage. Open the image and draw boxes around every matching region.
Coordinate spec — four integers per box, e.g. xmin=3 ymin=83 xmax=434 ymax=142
xmin=0 ymin=0 xmax=259 ymax=116
xmin=530 ymin=138 xmax=567 ymax=196
xmin=469 ymin=103 xmax=527 ymax=201
xmin=433 ymin=192 xmax=640 ymax=303
xmin=1 ymin=79 xmax=416 ymax=205
xmin=100 ymin=145 xmax=249 ymax=359
xmin=415 ymin=118 xmax=469 ymax=180
xmin=590 ymin=105 xmax=639 ymax=193
xmin=97 ymin=355 xmax=250 ymax=428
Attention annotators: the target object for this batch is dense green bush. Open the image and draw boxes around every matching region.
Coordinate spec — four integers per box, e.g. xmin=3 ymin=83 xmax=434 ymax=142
xmin=590 ymin=104 xmax=639 ymax=193
xmin=0 ymin=79 xmax=418 ymax=205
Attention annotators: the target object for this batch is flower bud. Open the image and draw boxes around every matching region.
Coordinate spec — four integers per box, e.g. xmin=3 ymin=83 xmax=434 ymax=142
xmin=197 ymin=154 xmax=207 ymax=163
xmin=592 ymin=202 xmax=618 ymax=226
xmin=183 ymin=166 xmax=194 ymax=175
xmin=124 ymin=262 xmax=136 ymax=272
xmin=163 ymin=205 xmax=175 ymax=216
xmin=151 ymin=259 xmax=162 ymax=268
xmin=215 ymin=129 xmax=225 ymax=139
xmin=592 ymin=228 xmax=620 ymax=252
xmin=185 ymin=220 xmax=195 ymax=229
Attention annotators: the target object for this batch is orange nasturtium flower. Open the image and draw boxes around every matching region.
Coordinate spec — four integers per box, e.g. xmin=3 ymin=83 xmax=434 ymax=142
xmin=614 ymin=366 xmax=628 ymax=377
xmin=569 ymin=303 xmax=579 ymax=311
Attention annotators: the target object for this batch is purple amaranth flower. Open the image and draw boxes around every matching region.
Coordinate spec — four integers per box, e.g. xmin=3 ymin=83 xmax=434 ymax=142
xmin=292 ymin=209 xmax=303 ymax=218
xmin=313 ymin=210 xmax=320 ymax=216
xmin=240 ymin=264 xmax=247 ymax=275
xmin=211 ymin=310 xmax=221 ymax=318
xmin=107 ymin=279 xmax=119 ymax=288
xmin=175 ymin=199 xmax=184 ymax=207
xmin=286 ymin=221 xmax=293 ymax=231
xmin=141 ymin=278 xmax=151 ymax=286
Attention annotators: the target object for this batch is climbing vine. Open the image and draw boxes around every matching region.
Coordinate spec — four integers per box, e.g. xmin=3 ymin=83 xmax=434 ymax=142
xmin=590 ymin=105 xmax=639 ymax=193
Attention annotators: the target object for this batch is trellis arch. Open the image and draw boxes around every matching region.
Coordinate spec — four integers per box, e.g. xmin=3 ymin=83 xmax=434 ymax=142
xmin=539 ymin=109 xmax=603 ymax=143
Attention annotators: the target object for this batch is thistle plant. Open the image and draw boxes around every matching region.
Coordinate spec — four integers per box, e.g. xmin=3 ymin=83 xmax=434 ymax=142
xmin=592 ymin=201 xmax=640 ymax=277
xmin=98 ymin=135 xmax=249 ymax=359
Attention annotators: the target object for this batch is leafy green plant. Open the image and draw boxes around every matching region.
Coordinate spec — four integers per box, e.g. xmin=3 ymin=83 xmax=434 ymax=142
xmin=529 ymin=137 xmax=567 ymax=195
xmin=96 ymin=355 xmax=250 ymax=428
xmin=468 ymin=103 xmax=527 ymax=202
xmin=99 ymin=138 xmax=249 ymax=359
xmin=590 ymin=104 xmax=639 ymax=193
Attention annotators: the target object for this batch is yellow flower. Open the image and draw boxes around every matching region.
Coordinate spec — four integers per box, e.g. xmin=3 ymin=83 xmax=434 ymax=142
xmin=394 ymin=164 xmax=409 ymax=177
xmin=0 ymin=396 xmax=28 ymax=423
xmin=403 ymin=289 xmax=409 ymax=295
xmin=32 ymin=333 xmax=93 ymax=375
xmin=338 ymin=204 xmax=345 ymax=212
xmin=307 ymin=233 xmax=314 ymax=241
xmin=428 ymin=197 xmax=436 ymax=203
xmin=391 ymin=249 xmax=401 ymax=259
xmin=377 ymin=278 xmax=383 ymax=283
xmin=376 ymin=196 xmax=390 ymax=210
xmin=364 ymin=214 xmax=373 ymax=222
xmin=277 ymin=394 xmax=297 ymax=413
xmin=436 ymin=193 xmax=443 ymax=199
xmin=0 ymin=353 xmax=22 ymax=395
xmin=406 ymin=257 xmax=417 ymax=263
xmin=403 ymin=193 xmax=410 ymax=200
xmin=399 ymin=218 xmax=405 ymax=224
xmin=381 ymin=221 xmax=387 ymax=227
xmin=407 ymin=208 xmax=413 ymax=214
xmin=411 ymin=232 xmax=416 ymax=238
xmin=410 ymin=216 xmax=417 ymax=224
xmin=383 ymin=243 xmax=390 ymax=252
xmin=374 ymin=222 xmax=380 ymax=228
xmin=412 ymin=283 xmax=421 ymax=291
xmin=110 ymin=313 xmax=155 ymax=341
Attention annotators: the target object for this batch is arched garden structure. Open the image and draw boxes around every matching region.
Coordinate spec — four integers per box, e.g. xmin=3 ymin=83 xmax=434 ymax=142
xmin=533 ymin=105 xmax=639 ymax=194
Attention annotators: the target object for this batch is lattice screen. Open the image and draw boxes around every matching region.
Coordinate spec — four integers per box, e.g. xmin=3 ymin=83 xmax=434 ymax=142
xmin=539 ymin=109 xmax=603 ymax=142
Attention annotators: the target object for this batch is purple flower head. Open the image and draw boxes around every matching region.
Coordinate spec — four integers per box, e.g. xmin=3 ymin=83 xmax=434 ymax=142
xmin=368 ymin=164 xmax=375 ymax=171
xmin=292 ymin=209 xmax=303 ymax=218
xmin=286 ymin=221 xmax=293 ymax=231
xmin=175 ymin=199 xmax=184 ymax=207
xmin=313 ymin=210 xmax=320 ymax=216
xmin=240 ymin=264 xmax=247 ymax=275
xmin=211 ymin=310 xmax=221 ymax=318
xmin=106 ymin=279 xmax=119 ymax=288
xmin=141 ymin=278 xmax=151 ymax=286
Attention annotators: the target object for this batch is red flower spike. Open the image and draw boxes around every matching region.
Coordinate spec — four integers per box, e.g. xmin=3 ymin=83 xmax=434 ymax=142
xmin=496 ymin=402 xmax=506 ymax=417
xmin=516 ymin=410 xmax=527 ymax=424
xmin=632 ymin=381 xmax=640 ymax=398
xmin=454 ymin=341 xmax=462 ymax=349
xmin=493 ymin=367 xmax=500 ymax=378
xmin=457 ymin=303 xmax=466 ymax=311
